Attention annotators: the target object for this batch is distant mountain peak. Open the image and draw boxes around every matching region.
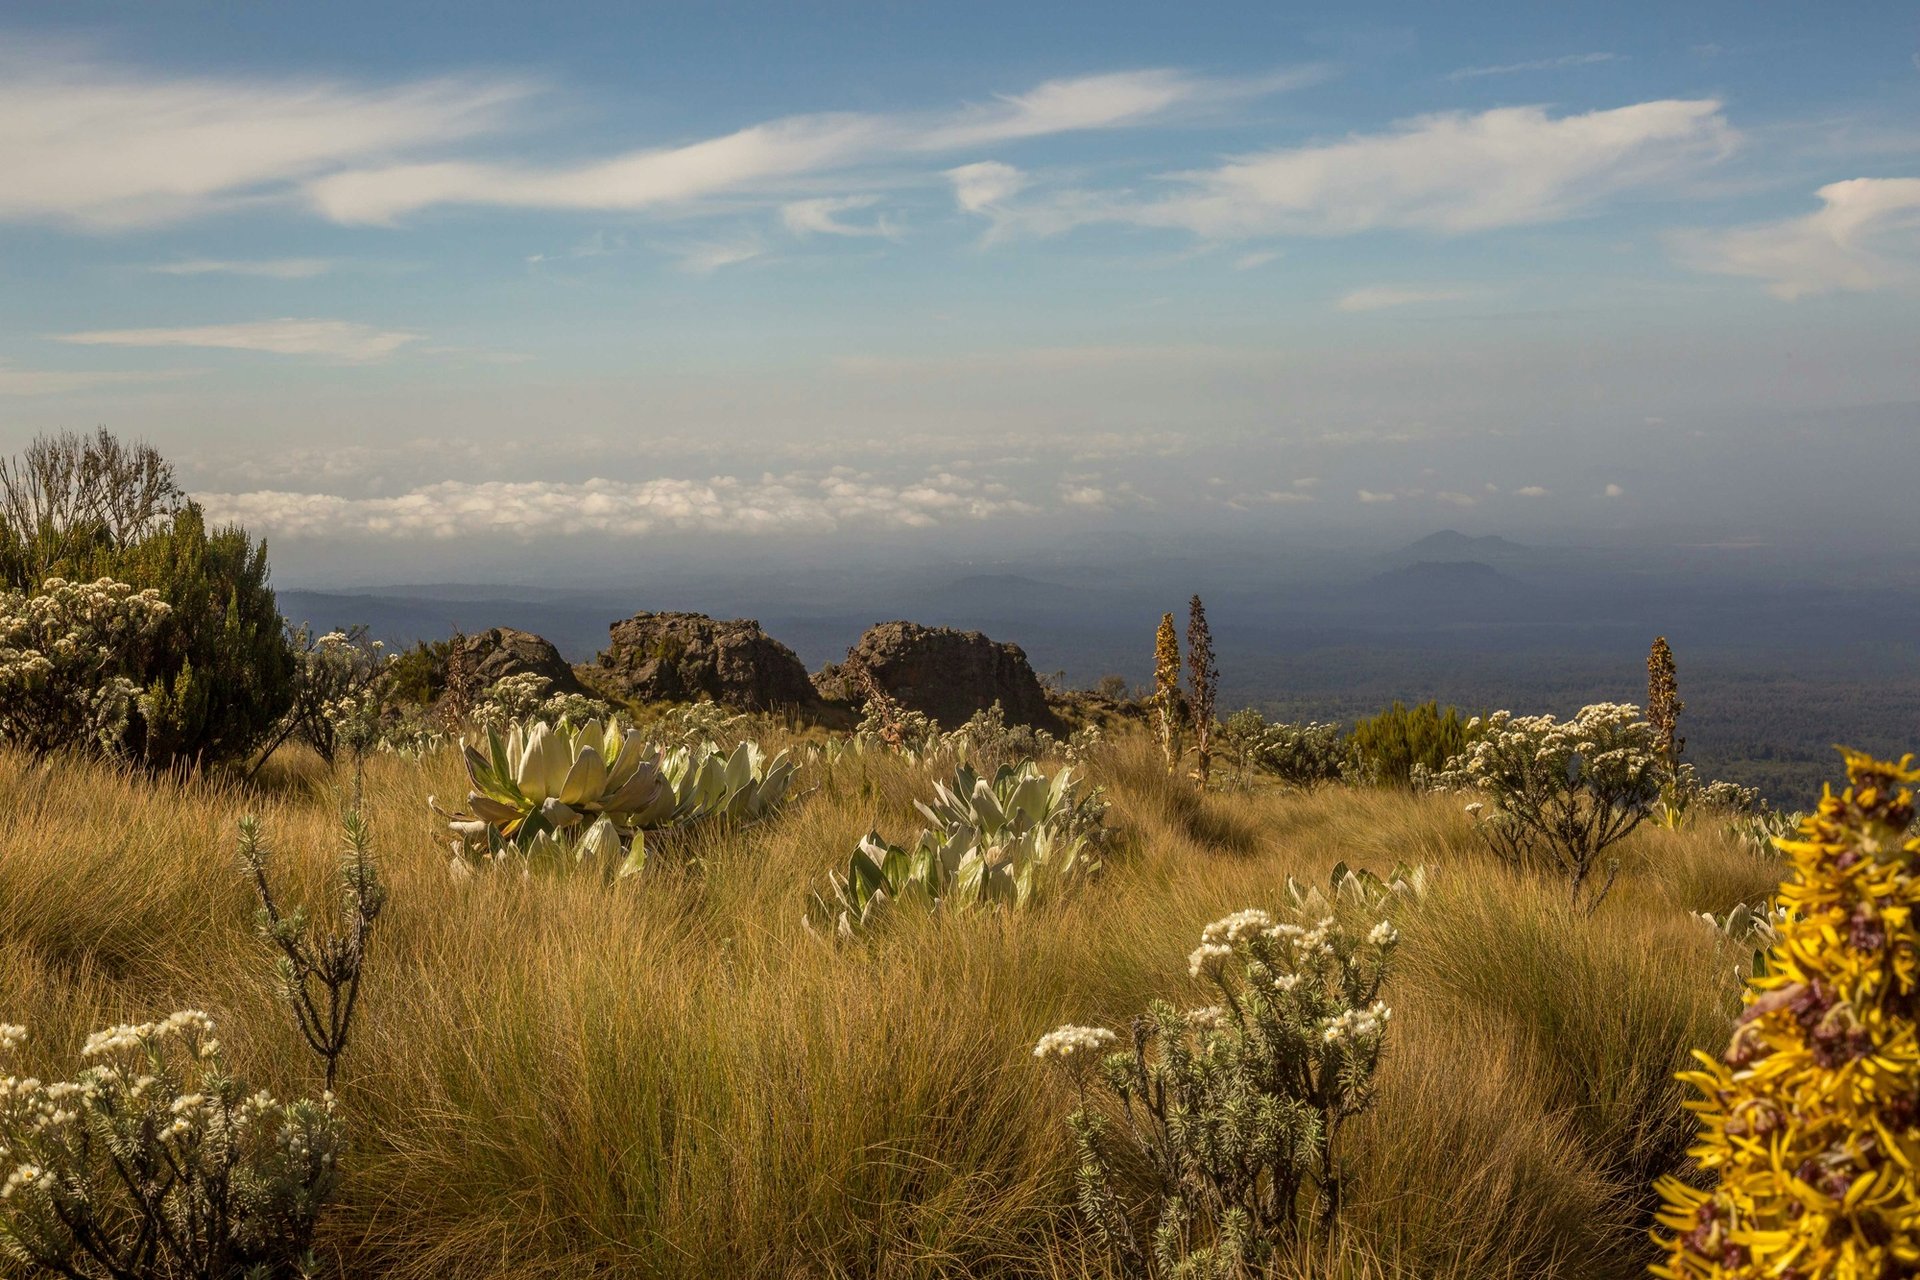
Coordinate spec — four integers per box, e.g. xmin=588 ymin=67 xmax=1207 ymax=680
xmin=1402 ymin=530 xmax=1528 ymax=556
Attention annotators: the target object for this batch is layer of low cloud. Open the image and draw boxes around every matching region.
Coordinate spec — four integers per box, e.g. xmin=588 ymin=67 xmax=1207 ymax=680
xmin=1672 ymin=176 xmax=1920 ymax=298
xmin=197 ymin=470 xmax=1040 ymax=539
xmin=55 ymin=318 xmax=420 ymax=361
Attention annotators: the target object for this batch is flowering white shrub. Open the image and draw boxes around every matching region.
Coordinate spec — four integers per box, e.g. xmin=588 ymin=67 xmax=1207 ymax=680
xmin=1038 ymin=907 xmax=1398 ymax=1274
xmin=1433 ymin=703 xmax=1662 ymax=911
xmin=1252 ymin=719 xmax=1356 ymax=790
xmin=281 ymin=623 xmax=393 ymax=764
xmin=469 ymin=673 xmax=614 ymax=732
xmin=0 ymin=1013 xmax=344 ymax=1278
xmin=0 ymin=577 xmax=169 ymax=757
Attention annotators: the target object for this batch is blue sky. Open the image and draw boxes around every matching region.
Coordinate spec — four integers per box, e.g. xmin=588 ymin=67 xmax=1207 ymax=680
xmin=0 ymin=2 xmax=1915 ymax=580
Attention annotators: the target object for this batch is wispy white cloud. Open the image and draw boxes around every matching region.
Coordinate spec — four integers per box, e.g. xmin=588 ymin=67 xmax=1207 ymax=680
xmin=306 ymin=69 xmax=1286 ymax=224
xmin=1603 ymin=483 xmax=1625 ymax=498
xmin=1435 ymin=490 xmax=1478 ymax=506
xmin=0 ymin=47 xmax=524 ymax=228
xmin=1446 ymin=52 xmax=1621 ymax=81
xmin=988 ymin=99 xmax=1736 ymax=240
xmin=1513 ymin=485 xmax=1551 ymax=497
xmin=946 ymin=161 xmax=1028 ymax=213
xmin=0 ymin=365 xmax=196 ymax=396
xmin=667 ymin=235 xmax=769 ymax=273
xmin=147 ymin=257 xmax=334 ymax=278
xmin=1234 ymin=249 xmax=1280 ymax=270
xmin=195 ymin=470 xmax=1042 ymax=539
xmin=1671 ymin=176 xmax=1920 ymax=298
xmin=781 ymin=194 xmax=897 ymax=238
xmin=1356 ymin=489 xmax=1397 ymax=504
xmin=1335 ymin=285 xmax=1474 ymax=311
xmin=912 ymin=69 xmax=1215 ymax=150
xmin=54 ymin=318 xmax=421 ymax=361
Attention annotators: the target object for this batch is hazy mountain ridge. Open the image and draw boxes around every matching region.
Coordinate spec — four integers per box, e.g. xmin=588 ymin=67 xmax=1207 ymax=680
xmin=279 ymin=532 xmax=1920 ymax=805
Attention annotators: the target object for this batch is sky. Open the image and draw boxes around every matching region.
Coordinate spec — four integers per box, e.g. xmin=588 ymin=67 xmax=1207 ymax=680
xmin=0 ymin=1 xmax=1916 ymax=584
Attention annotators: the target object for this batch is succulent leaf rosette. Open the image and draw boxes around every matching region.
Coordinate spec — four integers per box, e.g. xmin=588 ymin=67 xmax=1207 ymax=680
xmin=1653 ymin=751 xmax=1920 ymax=1279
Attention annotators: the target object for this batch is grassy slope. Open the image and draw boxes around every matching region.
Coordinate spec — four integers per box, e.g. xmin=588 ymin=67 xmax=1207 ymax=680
xmin=0 ymin=734 xmax=1784 ymax=1279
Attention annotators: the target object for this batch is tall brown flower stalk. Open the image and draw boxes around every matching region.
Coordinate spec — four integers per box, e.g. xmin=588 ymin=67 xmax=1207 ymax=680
xmin=1153 ymin=612 xmax=1183 ymax=774
xmin=1186 ymin=595 xmax=1219 ymax=785
xmin=1647 ymin=636 xmax=1684 ymax=779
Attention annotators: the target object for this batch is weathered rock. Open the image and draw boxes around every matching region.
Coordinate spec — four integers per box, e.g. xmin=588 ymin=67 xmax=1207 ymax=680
xmin=598 ymin=611 xmax=820 ymax=710
xmin=458 ymin=627 xmax=588 ymax=698
xmin=821 ymin=621 xmax=1063 ymax=733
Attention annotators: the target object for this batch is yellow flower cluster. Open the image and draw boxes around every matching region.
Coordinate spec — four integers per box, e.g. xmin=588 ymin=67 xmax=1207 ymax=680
xmin=1654 ymin=751 xmax=1920 ymax=1279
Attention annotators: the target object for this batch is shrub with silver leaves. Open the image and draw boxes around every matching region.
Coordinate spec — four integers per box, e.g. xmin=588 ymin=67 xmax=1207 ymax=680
xmin=0 ymin=577 xmax=169 ymax=757
xmin=1433 ymin=703 xmax=1661 ymax=912
xmin=1038 ymin=907 xmax=1398 ymax=1276
xmin=0 ymin=1013 xmax=344 ymax=1280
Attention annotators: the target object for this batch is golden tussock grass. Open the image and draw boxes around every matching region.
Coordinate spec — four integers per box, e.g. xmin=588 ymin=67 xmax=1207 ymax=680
xmin=0 ymin=731 xmax=1785 ymax=1278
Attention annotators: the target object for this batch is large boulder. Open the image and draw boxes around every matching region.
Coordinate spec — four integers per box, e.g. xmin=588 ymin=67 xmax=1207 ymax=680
xmin=597 ymin=611 xmax=820 ymax=710
xmin=822 ymin=621 xmax=1063 ymax=733
xmin=458 ymin=627 xmax=588 ymax=698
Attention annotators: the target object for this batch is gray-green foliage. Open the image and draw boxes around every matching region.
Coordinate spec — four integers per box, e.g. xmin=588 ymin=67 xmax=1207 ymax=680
xmin=805 ymin=760 xmax=1105 ymax=939
xmin=279 ymin=623 xmax=393 ymax=765
xmin=240 ymin=808 xmax=386 ymax=1091
xmin=445 ymin=717 xmax=797 ymax=877
xmin=1037 ymin=907 xmax=1398 ymax=1276
xmin=0 ymin=577 xmax=170 ymax=757
xmin=0 ymin=1013 xmax=344 ymax=1280
xmin=1218 ymin=712 xmax=1356 ymax=790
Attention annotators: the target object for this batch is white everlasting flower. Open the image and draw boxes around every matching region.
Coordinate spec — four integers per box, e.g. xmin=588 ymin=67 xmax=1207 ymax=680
xmin=0 ymin=1024 xmax=25 ymax=1054
xmin=1185 ymin=1005 xmax=1228 ymax=1030
xmin=1273 ymin=972 xmax=1304 ymax=993
xmin=1033 ymin=1024 xmax=1119 ymax=1062
xmin=1368 ymin=921 xmax=1399 ymax=948
xmin=1201 ymin=909 xmax=1273 ymax=947
xmin=1188 ymin=941 xmax=1233 ymax=979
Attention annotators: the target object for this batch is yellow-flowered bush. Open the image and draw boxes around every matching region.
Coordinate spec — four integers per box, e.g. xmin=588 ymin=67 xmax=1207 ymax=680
xmin=1653 ymin=750 xmax=1920 ymax=1279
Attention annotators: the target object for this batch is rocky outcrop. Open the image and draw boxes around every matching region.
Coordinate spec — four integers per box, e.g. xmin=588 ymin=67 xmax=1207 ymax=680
xmin=458 ymin=627 xmax=588 ymax=698
xmin=597 ymin=611 xmax=820 ymax=710
xmin=820 ymin=620 xmax=1063 ymax=733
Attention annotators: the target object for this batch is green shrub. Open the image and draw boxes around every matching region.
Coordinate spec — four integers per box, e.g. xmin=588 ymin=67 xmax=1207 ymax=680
xmin=91 ymin=505 xmax=296 ymax=769
xmin=1 ymin=433 xmax=295 ymax=770
xmin=1350 ymin=700 xmax=1476 ymax=788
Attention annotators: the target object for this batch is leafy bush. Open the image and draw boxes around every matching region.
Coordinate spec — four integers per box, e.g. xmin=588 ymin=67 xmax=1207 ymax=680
xmin=1253 ymin=718 xmax=1355 ymax=790
xmin=0 ymin=577 xmax=169 ymax=757
xmin=1 ymin=433 xmax=295 ymax=770
xmin=1654 ymin=752 xmax=1920 ymax=1278
xmin=1038 ymin=906 xmax=1398 ymax=1275
xmin=1349 ymin=700 xmax=1477 ymax=788
xmin=81 ymin=505 xmax=295 ymax=770
xmin=0 ymin=1013 xmax=344 ymax=1279
xmin=806 ymin=760 xmax=1104 ymax=938
xmin=1434 ymin=703 xmax=1662 ymax=911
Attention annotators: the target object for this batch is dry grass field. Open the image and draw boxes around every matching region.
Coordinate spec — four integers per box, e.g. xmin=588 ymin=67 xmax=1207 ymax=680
xmin=0 ymin=731 xmax=1787 ymax=1278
